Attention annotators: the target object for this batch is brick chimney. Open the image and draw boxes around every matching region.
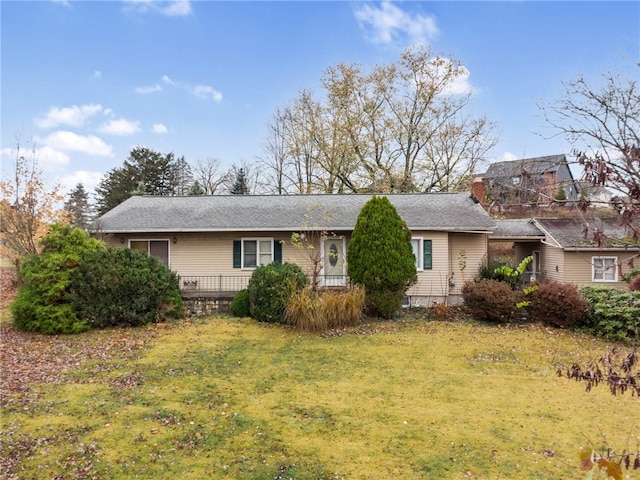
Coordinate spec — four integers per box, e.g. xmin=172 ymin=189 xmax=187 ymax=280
xmin=471 ymin=177 xmax=486 ymax=205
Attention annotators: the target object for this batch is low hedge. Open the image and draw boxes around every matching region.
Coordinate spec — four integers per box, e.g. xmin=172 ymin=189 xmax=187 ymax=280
xmin=580 ymin=286 xmax=640 ymax=342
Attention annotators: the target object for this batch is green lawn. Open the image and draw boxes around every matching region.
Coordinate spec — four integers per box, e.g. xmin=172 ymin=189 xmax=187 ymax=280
xmin=1 ymin=315 xmax=637 ymax=479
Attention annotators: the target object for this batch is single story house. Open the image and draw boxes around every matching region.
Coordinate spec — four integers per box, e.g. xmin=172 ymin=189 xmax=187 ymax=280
xmin=92 ymin=193 xmax=495 ymax=308
xmin=491 ymin=217 xmax=640 ymax=288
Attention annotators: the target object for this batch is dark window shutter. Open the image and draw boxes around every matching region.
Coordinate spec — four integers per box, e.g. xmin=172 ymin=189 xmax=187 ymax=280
xmin=233 ymin=240 xmax=241 ymax=268
xmin=274 ymin=240 xmax=282 ymax=264
xmin=423 ymin=240 xmax=432 ymax=270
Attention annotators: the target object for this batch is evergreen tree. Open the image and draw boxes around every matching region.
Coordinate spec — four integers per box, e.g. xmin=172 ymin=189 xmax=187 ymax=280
xmin=347 ymin=196 xmax=417 ymax=318
xmin=95 ymin=147 xmax=186 ymax=214
xmin=188 ymin=180 xmax=206 ymax=195
xmin=554 ymin=187 xmax=567 ymax=202
xmin=230 ymin=167 xmax=250 ymax=195
xmin=11 ymin=223 xmax=104 ymax=334
xmin=64 ymin=183 xmax=93 ymax=231
xmin=131 ymin=181 xmax=148 ymax=196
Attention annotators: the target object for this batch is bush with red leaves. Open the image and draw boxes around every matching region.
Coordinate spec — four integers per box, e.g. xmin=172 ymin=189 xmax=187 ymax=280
xmin=461 ymin=279 xmax=516 ymax=323
xmin=527 ymin=280 xmax=589 ymax=328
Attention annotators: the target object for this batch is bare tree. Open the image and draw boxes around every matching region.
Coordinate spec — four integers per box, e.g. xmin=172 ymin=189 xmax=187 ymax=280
xmin=192 ymin=157 xmax=231 ymax=195
xmin=260 ymin=46 xmax=497 ymax=194
xmin=258 ymin=108 xmax=289 ymax=194
xmin=541 ymin=67 xmax=640 ymax=235
xmin=418 ymin=115 xmax=496 ymax=192
xmin=0 ymin=138 xmax=67 ymax=263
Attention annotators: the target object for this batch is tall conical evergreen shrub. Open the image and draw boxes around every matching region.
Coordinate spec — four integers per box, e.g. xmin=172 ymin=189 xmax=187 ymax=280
xmin=347 ymin=196 xmax=417 ymax=319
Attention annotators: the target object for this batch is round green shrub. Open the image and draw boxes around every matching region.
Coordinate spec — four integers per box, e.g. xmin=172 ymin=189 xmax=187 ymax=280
xmin=462 ymin=279 xmax=516 ymax=323
xmin=67 ymin=247 xmax=184 ymax=328
xmin=364 ymin=289 xmax=406 ymax=320
xmin=230 ymin=289 xmax=251 ymax=317
xmin=347 ymin=196 xmax=417 ymax=319
xmin=247 ymin=262 xmax=307 ymax=323
xmin=527 ymin=280 xmax=588 ymax=328
xmin=11 ymin=223 xmax=103 ymax=334
xmin=580 ymin=286 xmax=640 ymax=342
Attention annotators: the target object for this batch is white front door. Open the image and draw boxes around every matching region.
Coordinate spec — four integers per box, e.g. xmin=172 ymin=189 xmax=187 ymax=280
xmin=322 ymin=237 xmax=346 ymax=287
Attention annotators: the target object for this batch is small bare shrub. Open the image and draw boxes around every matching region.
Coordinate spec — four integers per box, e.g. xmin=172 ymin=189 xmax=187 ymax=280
xmin=430 ymin=302 xmax=454 ymax=321
xmin=461 ymin=279 xmax=516 ymax=323
xmin=527 ymin=280 xmax=589 ymax=328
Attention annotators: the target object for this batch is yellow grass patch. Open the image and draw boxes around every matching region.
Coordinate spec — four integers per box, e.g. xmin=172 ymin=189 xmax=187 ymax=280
xmin=2 ymin=317 xmax=638 ymax=479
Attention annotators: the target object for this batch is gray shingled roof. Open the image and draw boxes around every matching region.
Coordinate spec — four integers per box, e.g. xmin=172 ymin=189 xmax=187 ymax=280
xmin=94 ymin=193 xmax=495 ymax=233
xmin=489 ymin=219 xmax=544 ymax=239
xmin=533 ymin=217 xmax=640 ymax=249
xmin=483 ymin=154 xmax=568 ymax=179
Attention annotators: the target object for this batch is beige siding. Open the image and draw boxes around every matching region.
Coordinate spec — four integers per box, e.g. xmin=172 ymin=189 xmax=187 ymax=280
xmin=404 ymin=231 xmax=487 ymax=306
xmin=563 ymin=250 xmax=636 ymax=289
xmin=448 ymin=233 xmax=488 ymax=294
xmin=513 ymin=242 xmax=539 ymax=265
xmin=172 ymin=232 xmax=305 ymax=277
xmin=405 ymin=231 xmax=450 ymax=299
xmin=539 ymin=243 xmax=564 ymax=283
xmin=102 ymin=230 xmax=492 ymax=302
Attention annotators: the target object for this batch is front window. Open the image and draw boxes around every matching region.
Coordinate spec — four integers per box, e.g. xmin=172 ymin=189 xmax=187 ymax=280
xmin=129 ymin=240 xmax=169 ymax=266
xmin=242 ymin=238 xmax=273 ymax=269
xmin=411 ymin=238 xmax=423 ymax=270
xmin=411 ymin=238 xmax=432 ymax=270
xmin=592 ymin=256 xmax=617 ymax=282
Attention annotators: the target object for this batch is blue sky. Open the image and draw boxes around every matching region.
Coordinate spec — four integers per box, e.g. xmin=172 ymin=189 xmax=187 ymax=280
xmin=1 ymin=0 xmax=638 ymax=197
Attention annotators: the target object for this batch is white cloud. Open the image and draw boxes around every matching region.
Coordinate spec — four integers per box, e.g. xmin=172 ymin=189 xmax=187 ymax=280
xmin=161 ymin=0 xmax=191 ymax=17
xmin=93 ymin=70 xmax=102 ymax=79
xmin=194 ymin=85 xmax=223 ymax=102
xmin=99 ymin=118 xmax=141 ymax=136
xmin=152 ymin=123 xmax=169 ymax=134
xmin=136 ymin=84 xmax=162 ymax=94
xmin=155 ymin=75 xmax=223 ymax=102
xmin=0 ymin=145 xmax=70 ymax=173
xmin=59 ymin=170 xmax=104 ymax=196
xmin=428 ymin=58 xmax=475 ymax=96
xmin=40 ymin=131 xmax=113 ymax=157
xmin=35 ymin=104 xmax=103 ymax=129
xmin=36 ymin=145 xmax=71 ymax=170
xmin=162 ymin=75 xmax=176 ymax=86
xmin=354 ymin=1 xmax=439 ymax=46
xmin=443 ymin=65 xmax=473 ymax=95
xmin=123 ymin=0 xmax=192 ymax=17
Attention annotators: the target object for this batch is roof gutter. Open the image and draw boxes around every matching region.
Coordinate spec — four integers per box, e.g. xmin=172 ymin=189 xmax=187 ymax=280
xmin=96 ymin=227 xmax=495 ymax=234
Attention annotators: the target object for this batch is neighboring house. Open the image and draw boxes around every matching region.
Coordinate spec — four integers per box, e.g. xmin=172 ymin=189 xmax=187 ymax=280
xmin=93 ymin=193 xmax=495 ymax=307
xmin=481 ymin=154 xmax=579 ymax=206
xmin=576 ymin=181 xmax=614 ymax=207
xmin=491 ymin=217 xmax=640 ymax=288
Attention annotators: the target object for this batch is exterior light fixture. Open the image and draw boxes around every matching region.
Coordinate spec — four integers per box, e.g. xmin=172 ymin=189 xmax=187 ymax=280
xmin=173 ymin=236 xmax=178 ymax=244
